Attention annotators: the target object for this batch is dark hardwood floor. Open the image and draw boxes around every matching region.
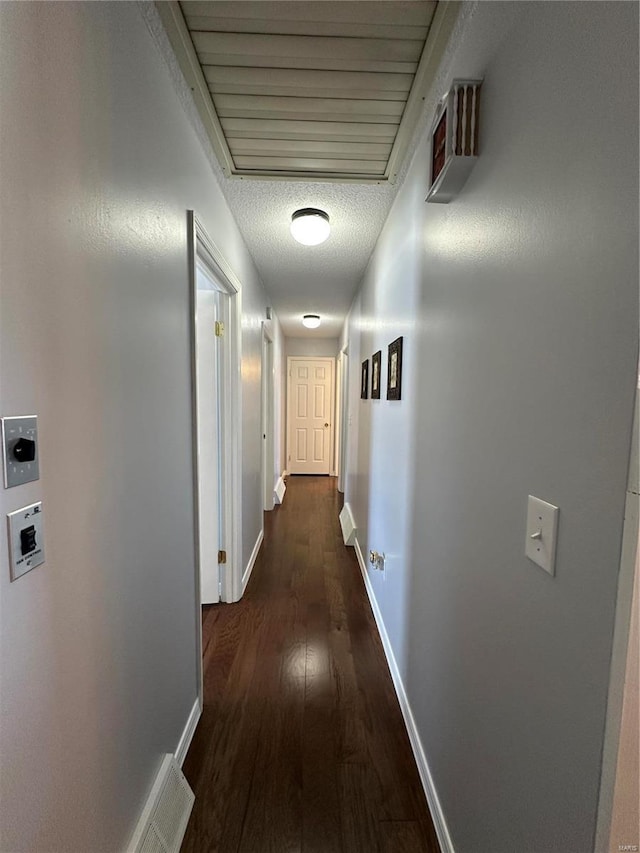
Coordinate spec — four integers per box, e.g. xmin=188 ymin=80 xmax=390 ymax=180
xmin=181 ymin=475 xmax=440 ymax=853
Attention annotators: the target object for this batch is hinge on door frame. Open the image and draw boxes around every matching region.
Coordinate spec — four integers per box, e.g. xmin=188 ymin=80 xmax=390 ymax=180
xmin=218 ymin=549 xmax=227 ymax=564
xmin=215 ymin=321 xmax=225 ymax=338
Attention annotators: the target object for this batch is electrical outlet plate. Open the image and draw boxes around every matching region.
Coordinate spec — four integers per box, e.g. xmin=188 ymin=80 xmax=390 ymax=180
xmin=7 ymin=501 xmax=45 ymax=581
xmin=2 ymin=415 xmax=39 ymax=488
xmin=525 ymin=495 xmax=559 ymax=576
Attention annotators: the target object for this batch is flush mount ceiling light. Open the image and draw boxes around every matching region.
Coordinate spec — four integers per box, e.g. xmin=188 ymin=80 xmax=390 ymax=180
xmin=290 ymin=208 xmax=330 ymax=246
xmin=302 ymin=314 xmax=321 ymax=329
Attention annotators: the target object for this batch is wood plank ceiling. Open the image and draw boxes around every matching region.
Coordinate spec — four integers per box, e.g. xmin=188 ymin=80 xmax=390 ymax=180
xmin=168 ymin=1 xmax=440 ymax=182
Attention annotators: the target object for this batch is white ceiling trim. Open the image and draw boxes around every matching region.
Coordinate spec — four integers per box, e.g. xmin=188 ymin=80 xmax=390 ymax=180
xmin=155 ymin=0 xmax=235 ymax=177
xmin=386 ymin=0 xmax=461 ymax=183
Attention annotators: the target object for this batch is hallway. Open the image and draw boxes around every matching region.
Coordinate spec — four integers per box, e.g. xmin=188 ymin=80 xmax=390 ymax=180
xmin=181 ymin=476 xmax=439 ymax=852
xmin=1 ymin=3 xmax=637 ymax=851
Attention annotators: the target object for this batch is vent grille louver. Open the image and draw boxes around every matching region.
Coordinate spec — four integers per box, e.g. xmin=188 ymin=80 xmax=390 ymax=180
xmin=160 ymin=0 xmax=445 ymax=182
xmin=139 ymin=825 xmax=166 ymax=853
xmin=339 ymin=503 xmax=357 ymax=546
xmin=129 ymin=755 xmax=195 ymax=853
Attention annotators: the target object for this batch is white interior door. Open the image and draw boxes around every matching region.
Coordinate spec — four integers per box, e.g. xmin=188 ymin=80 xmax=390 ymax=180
xmin=288 ymin=358 xmax=334 ymax=475
xmin=196 ymin=273 xmax=222 ymax=604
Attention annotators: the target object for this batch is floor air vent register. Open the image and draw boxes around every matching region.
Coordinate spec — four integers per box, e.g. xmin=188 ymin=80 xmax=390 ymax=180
xmin=129 ymin=754 xmax=194 ymax=853
xmin=339 ymin=503 xmax=357 ymax=546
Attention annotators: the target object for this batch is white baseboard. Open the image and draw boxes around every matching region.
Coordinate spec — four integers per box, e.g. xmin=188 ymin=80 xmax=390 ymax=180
xmin=353 ymin=536 xmax=455 ymax=853
xmin=175 ymin=697 xmax=201 ymax=767
xmin=242 ymin=528 xmax=264 ymax=593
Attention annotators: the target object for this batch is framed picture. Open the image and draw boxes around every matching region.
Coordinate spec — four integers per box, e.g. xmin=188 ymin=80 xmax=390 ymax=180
xmin=387 ymin=337 xmax=403 ymax=401
xmin=361 ymin=359 xmax=369 ymax=399
xmin=371 ymin=351 xmax=381 ymax=399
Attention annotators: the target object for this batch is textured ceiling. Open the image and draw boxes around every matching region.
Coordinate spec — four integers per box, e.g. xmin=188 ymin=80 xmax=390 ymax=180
xmin=224 ymin=178 xmax=396 ymax=337
xmin=151 ymin=1 xmax=463 ymax=338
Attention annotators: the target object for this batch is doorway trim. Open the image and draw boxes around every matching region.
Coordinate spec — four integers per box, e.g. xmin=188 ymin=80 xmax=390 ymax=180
xmin=187 ymin=210 xmax=243 ymax=702
xmin=336 ymin=346 xmax=349 ymax=492
xmin=261 ymin=320 xmax=275 ymax=513
xmin=335 ymin=352 xmax=343 ymax=485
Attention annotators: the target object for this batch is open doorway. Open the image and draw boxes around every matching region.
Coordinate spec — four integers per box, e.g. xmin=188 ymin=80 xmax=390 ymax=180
xmin=188 ymin=211 xmax=242 ymax=703
xmin=195 ymin=265 xmax=226 ymax=605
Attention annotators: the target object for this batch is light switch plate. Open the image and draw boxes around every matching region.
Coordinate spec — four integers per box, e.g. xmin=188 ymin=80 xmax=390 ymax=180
xmin=2 ymin=416 xmax=39 ymax=488
xmin=525 ymin=495 xmax=559 ymax=576
xmin=7 ymin=501 xmax=45 ymax=581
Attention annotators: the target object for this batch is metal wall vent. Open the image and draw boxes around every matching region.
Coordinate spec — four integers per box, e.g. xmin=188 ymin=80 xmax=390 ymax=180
xmin=139 ymin=824 xmax=168 ymax=853
xmin=129 ymin=754 xmax=195 ymax=853
xmin=274 ymin=475 xmax=286 ymax=504
xmin=339 ymin=502 xmax=357 ymax=546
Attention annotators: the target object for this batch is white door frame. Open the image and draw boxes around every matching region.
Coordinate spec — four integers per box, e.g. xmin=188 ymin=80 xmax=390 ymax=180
xmin=339 ymin=346 xmax=349 ymax=492
xmin=335 ymin=353 xmax=343 ymax=484
xmin=188 ymin=211 xmax=243 ymax=702
xmin=261 ymin=320 xmax=275 ymax=512
xmin=286 ymin=356 xmax=336 ymax=476
xmin=594 ymin=381 xmax=639 ymax=851
xmin=336 ymin=347 xmax=349 ymax=493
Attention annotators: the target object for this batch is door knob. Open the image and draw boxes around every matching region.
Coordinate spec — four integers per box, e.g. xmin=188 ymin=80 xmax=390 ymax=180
xmin=324 ymin=423 xmax=329 ymax=427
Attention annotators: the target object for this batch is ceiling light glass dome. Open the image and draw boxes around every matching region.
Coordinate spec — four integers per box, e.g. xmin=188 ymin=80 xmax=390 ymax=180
xmin=302 ymin=314 xmax=321 ymax=329
xmin=290 ymin=208 xmax=330 ymax=246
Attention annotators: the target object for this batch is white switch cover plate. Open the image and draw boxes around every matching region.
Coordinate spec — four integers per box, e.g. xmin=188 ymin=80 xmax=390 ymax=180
xmin=526 ymin=495 xmax=559 ymax=576
xmin=7 ymin=501 xmax=45 ymax=581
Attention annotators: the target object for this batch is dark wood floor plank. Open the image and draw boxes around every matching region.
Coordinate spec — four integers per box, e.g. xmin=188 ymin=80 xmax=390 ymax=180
xmin=338 ymin=762 xmax=382 ymax=853
xmin=301 ymin=694 xmax=343 ymax=853
xmin=301 ymin=551 xmax=343 ymax=853
xmin=379 ymin=819 xmax=441 ymax=853
xmin=181 ymin=643 xmax=263 ymax=849
xmin=238 ymin=579 xmax=304 ymax=852
xmin=180 ymin=475 xmax=440 ymax=853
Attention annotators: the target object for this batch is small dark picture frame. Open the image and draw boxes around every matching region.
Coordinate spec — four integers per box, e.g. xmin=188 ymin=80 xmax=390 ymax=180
xmin=387 ymin=337 xmax=403 ymax=401
xmin=371 ymin=351 xmax=382 ymax=399
xmin=361 ymin=359 xmax=369 ymax=399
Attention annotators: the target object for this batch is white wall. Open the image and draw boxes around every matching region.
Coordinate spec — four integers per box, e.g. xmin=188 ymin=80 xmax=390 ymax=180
xmin=285 ymin=336 xmax=339 ymax=359
xmin=341 ymin=3 xmax=639 ymax=852
xmin=0 ymin=2 xmax=275 ymax=850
